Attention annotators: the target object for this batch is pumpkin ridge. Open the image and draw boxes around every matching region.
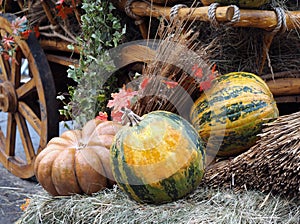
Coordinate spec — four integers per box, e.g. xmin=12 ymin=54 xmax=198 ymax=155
xmin=90 ymin=147 xmax=114 ymax=184
xmin=37 ymin=150 xmax=61 ymax=196
xmin=52 ymin=148 xmax=83 ymax=195
xmin=75 ymin=149 xmax=108 ymax=194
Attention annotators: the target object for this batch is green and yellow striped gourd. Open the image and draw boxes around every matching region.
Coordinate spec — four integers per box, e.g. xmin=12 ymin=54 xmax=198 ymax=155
xmin=190 ymin=72 xmax=279 ymax=157
xmin=111 ymin=110 xmax=205 ymax=204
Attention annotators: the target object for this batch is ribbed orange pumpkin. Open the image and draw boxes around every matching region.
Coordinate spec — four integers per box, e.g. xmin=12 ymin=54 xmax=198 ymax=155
xmin=34 ymin=119 xmax=121 ymax=196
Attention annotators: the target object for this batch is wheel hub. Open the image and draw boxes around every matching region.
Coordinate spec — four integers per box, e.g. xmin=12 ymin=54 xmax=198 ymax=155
xmin=0 ymin=81 xmax=18 ymax=113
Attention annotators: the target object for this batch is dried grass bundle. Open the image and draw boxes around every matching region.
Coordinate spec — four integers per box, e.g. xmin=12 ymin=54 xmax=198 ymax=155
xmin=17 ymin=185 xmax=300 ymax=223
xmin=130 ymin=16 xmax=218 ymax=117
xmin=202 ymin=111 xmax=300 ymax=200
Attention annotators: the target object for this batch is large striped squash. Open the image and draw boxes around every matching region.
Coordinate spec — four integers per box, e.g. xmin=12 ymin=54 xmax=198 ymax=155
xmin=190 ymin=72 xmax=279 ymax=157
xmin=111 ymin=110 xmax=205 ymax=204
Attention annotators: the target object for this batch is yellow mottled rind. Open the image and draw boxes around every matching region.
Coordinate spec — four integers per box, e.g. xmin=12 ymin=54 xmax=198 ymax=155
xmin=111 ymin=111 xmax=205 ymax=204
xmin=190 ymin=72 xmax=279 ymax=157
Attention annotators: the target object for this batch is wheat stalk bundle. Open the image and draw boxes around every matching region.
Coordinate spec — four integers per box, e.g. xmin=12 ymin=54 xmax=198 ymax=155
xmin=202 ymin=111 xmax=300 ymax=200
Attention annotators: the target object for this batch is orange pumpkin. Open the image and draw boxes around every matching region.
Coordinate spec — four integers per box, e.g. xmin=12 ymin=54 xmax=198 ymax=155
xmin=34 ymin=119 xmax=122 ymax=196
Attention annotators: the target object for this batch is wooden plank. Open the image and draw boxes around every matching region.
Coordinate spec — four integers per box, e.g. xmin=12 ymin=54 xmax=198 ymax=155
xmin=266 ymin=78 xmax=300 ymax=96
xmin=274 ymin=95 xmax=300 ymax=103
xmin=46 ymin=54 xmax=79 ymax=67
xmin=40 ymin=39 xmax=81 ymax=54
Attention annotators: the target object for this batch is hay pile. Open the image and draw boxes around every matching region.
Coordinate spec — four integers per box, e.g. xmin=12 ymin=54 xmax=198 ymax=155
xmin=17 ymin=185 xmax=300 ymax=223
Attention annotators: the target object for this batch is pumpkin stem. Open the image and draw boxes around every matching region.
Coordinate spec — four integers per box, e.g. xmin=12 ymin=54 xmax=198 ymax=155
xmin=121 ymin=107 xmax=142 ymax=126
xmin=77 ymin=142 xmax=87 ymax=150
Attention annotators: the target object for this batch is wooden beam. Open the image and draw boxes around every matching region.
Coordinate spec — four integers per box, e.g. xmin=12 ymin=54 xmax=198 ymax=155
xmin=123 ymin=1 xmax=300 ymax=31
xmin=266 ymin=78 xmax=300 ymax=96
xmin=46 ymin=54 xmax=79 ymax=67
xmin=40 ymin=39 xmax=81 ymax=54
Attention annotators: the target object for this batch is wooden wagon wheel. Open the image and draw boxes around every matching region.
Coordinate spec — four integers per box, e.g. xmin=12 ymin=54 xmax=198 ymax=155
xmin=0 ymin=14 xmax=59 ymax=179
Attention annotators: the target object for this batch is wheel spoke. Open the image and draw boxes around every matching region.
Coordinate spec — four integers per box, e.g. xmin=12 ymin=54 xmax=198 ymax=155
xmin=0 ymin=129 xmax=5 ymax=150
xmin=11 ymin=49 xmax=22 ymax=87
xmin=15 ymin=112 xmax=35 ymax=163
xmin=16 ymin=78 xmax=35 ymax=98
xmin=18 ymin=101 xmax=41 ymax=135
xmin=5 ymin=113 xmax=16 ymax=156
xmin=0 ymin=55 xmax=9 ymax=81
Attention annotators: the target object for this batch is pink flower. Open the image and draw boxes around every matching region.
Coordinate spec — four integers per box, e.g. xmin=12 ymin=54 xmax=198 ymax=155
xmin=11 ymin=16 xmax=29 ymax=35
xmin=110 ymin=111 xmax=123 ymax=122
xmin=107 ymin=85 xmax=138 ymax=111
xmin=2 ymin=35 xmax=15 ymax=50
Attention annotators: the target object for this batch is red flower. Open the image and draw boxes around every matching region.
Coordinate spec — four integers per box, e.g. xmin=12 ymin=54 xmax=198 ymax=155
xmin=21 ymin=30 xmax=32 ymax=39
xmin=34 ymin=26 xmax=40 ymax=38
xmin=199 ymin=74 xmax=215 ymax=91
xmin=191 ymin=64 xmax=198 ymax=72
xmin=162 ymin=80 xmax=178 ymax=89
xmin=96 ymin=112 xmax=108 ymax=121
xmin=140 ymin=77 xmax=150 ymax=90
xmin=56 ymin=3 xmax=73 ymax=19
xmin=192 ymin=64 xmax=203 ymax=79
xmin=199 ymin=80 xmax=211 ymax=91
xmin=211 ymin=64 xmax=217 ymax=74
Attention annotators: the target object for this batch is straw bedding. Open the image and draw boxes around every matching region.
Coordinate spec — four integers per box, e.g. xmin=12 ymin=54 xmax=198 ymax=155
xmin=17 ymin=185 xmax=300 ymax=223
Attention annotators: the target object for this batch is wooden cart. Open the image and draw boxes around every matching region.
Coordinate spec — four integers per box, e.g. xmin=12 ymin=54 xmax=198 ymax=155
xmin=1 ymin=0 xmax=300 ymax=179
xmin=0 ymin=1 xmax=80 ymax=178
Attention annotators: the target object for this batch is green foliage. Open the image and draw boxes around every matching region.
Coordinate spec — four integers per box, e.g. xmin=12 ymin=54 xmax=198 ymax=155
xmin=63 ymin=0 xmax=125 ymax=127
